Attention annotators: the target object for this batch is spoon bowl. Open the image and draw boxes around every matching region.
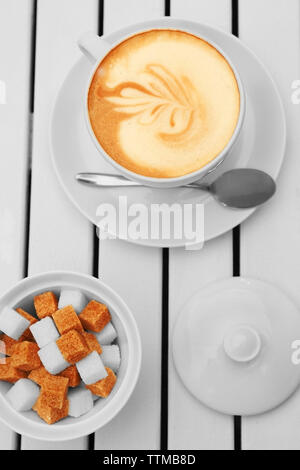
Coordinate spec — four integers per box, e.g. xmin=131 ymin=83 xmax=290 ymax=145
xmin=209 ymin=168 xmax=276 ymax=208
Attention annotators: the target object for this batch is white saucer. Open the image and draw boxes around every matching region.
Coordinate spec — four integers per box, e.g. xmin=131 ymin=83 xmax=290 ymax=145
xmin=51 ymin=18 xmax=286 ymax=248
xmin=173 ymin=278 xmax=300 ymax=416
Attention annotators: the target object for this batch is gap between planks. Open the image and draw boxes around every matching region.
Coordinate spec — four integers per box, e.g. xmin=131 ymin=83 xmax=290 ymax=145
xmin=17 ymin=0 xmax=38 ymax=451
xmin=232 ymin=0 xmax=242 ymax=452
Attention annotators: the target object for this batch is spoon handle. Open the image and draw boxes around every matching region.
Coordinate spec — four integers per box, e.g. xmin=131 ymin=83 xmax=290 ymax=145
xmin=76 ymin=173 xmax=208 ymax=190
xmin=76 ymin=173 xmax=141 ymax=186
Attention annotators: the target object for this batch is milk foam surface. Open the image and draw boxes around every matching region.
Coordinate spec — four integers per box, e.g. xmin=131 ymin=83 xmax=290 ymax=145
xmin=88 ymin=29 xmax=240 ymax=178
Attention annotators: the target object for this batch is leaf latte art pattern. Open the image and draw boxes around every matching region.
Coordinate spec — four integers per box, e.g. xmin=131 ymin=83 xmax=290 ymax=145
xmin=103 ymin=65 xmax=201 ymax=138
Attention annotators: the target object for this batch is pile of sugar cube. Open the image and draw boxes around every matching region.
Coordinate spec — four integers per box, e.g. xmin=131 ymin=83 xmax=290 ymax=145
xmin=0 ymin=289 xmax=120 ymax=424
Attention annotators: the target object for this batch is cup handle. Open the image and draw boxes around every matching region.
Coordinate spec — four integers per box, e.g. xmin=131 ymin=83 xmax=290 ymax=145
xmin=78 ymin=31 xmax=110 ymax=63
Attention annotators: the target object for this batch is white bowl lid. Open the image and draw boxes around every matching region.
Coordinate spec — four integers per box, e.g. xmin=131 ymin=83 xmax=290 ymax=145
xmin=172 ymin=278 xmax=300 ymax=416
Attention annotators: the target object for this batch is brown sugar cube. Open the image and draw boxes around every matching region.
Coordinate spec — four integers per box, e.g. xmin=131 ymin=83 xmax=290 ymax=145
xmin=83 ymin=332 xmax=102 ymax=355
xmin=20 ymin=329 xmax=34 ymax=341
xmin=86 ymin=367 xmax=116 ymax=398
xmin=40 ymin=375 xmax=69 ymax=409
xmin=34 ymin=292 xmax=58 ymax=319
xmin=16 ymin=308 xmax=37 ymax=325
xmin=59 ymin=365 xmax=80 ymax=387
xmin=56 ymin=330 xmax=89 ymax=364
xmin=33 ymin=395 xmax=69 ymax=425
xmin=0 ymin=334 xmax=20 ymax=356
xmin=28 ymin=366 xmax=52 ymax=386
xmin=0 ymin=359 xmax=27 ymax=383
xmin=11 ymin=341 xmax=41 ymax=371
xmin=16 ymin=308 xmax=37 ymax=341
xmin=79 ymin=300 xmax=111 ymax=332
xmin=52 ymin=305 xmax=84 ymax=336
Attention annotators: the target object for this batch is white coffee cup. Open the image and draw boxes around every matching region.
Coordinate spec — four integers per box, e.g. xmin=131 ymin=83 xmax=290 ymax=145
xmin=78 ymin=19 xmax=245 ymax=189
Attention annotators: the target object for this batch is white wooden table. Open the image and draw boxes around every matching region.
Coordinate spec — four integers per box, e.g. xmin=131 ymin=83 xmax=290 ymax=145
xmin=0 ymin=0 xmax=299 ymax=451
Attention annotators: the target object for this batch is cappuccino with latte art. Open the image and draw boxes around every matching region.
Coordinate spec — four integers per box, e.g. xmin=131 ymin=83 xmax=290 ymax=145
xmin=88 ymin=29 xmax=240 ymax=178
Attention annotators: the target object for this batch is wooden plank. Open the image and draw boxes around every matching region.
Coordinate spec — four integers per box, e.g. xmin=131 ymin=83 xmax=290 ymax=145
xmin=168 ymin=0 xmax=234 ymax=450
xmin=239 ymin=0 xmax=300 ymax=450
xmin=0 ymin=0 xmax=34 ymax=450
xmin=94 ymin=0 xmax=164 ymax=450
xmin=95 ymin=242 xmax=162 ymax=450
xmin=169 ymin=242 xmax=234 ymax=450
xmin=170 ymin=0 xmax=231 ymax=32
xmin=21 ymin=0 xmax=98 ymax=450
xmin=104 ymin=0 xmax=164 ymax=32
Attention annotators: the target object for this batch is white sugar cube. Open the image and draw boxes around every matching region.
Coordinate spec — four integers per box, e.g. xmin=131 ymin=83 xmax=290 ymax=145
xmin=30 ymin=317 xmax=59 ymax=348
xmin=101 ymin=345 xmax=121 ymax=372
xmin=0 ymin=353 xmax=7 ymax=364
xmin=58 ymin=289 xmax=87 ymax=314
xmin=38 ymin=341 xmax=69 ymax=374
xmin=6 ymin=379 xmax=40 ymax=411
xmin=0 ymin=307 xmax=30 ymax=340
xmin=94 ymin=322 xmax=117 ymax=345
xmin=68 ymin=388 xmax=93 ymax=417
xmin=76 ymin=351 xmax=107 ymax=385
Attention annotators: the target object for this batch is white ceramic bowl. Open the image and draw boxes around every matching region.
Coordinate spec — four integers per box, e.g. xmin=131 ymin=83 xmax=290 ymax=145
xmin=0 ymin=271 xmax=142 ymax=441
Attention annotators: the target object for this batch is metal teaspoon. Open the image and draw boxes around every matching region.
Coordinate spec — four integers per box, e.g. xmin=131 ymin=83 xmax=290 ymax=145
xmin=76 ymin=168 xmax=276 ymax=209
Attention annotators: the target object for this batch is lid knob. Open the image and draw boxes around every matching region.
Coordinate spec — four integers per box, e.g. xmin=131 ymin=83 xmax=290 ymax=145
xmin=223 ymin=325 xmax=261 ymax=363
